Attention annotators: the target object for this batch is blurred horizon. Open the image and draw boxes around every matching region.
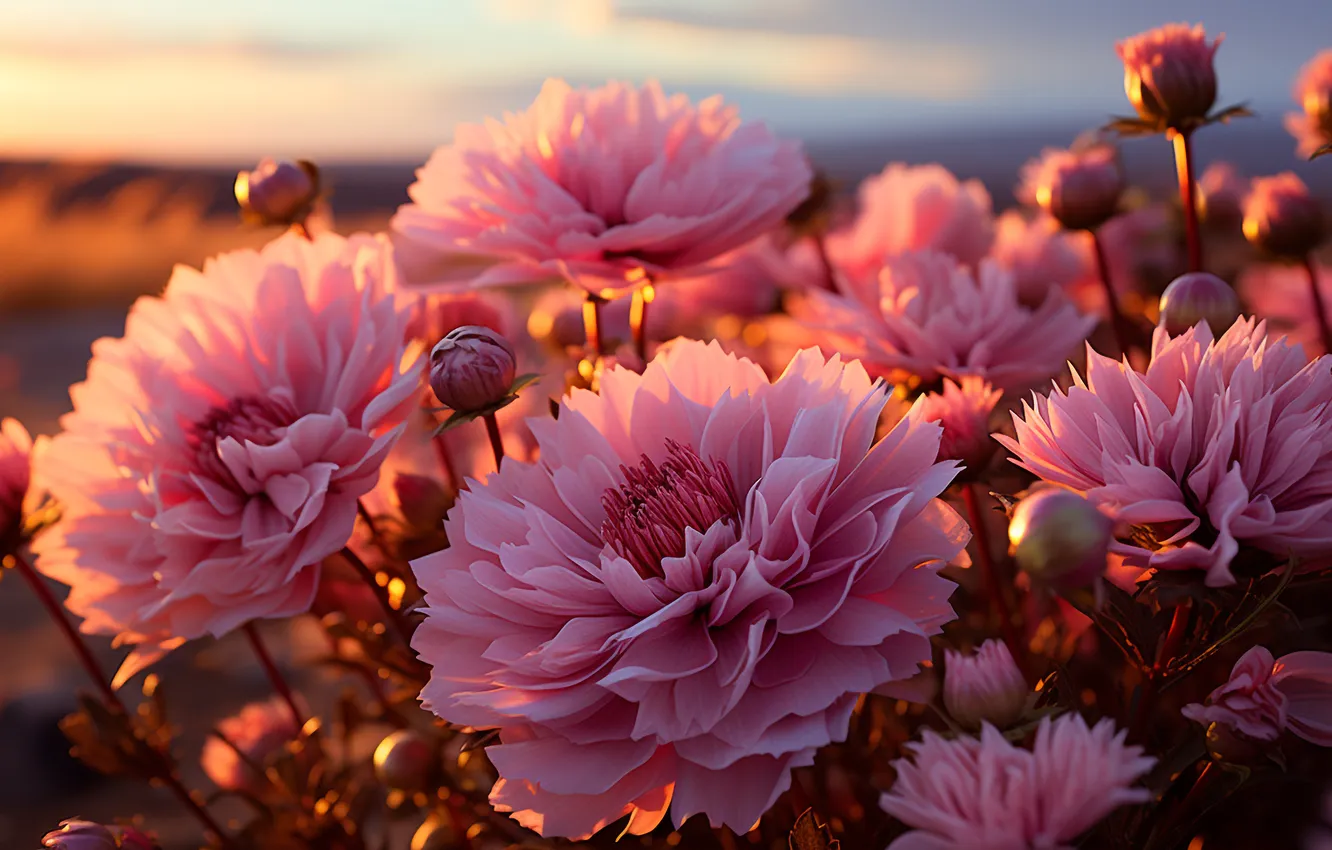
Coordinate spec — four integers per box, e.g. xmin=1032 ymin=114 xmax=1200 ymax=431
xmin=3 ymin=0 xmax=1331 ymax=165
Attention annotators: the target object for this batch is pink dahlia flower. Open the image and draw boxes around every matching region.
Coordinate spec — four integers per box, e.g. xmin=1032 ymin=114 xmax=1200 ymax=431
xmin=794 ymin=250 xmax=1096 ymax=392
xmin=1286 ymin=50 xmax=1332 ymax=159
xmin=391 ymin=79 xmax=811 ymax=295
xmin=1117 ymin=23 xmax=1223 ymax=132
xmin=826 ymin=163 xmax=994 ymax=280
xmin=881 ymin=715 xmax=1153 ymax=850
xmin=32 ymin=232 xmax=420 ymax=684
xmin=411 ymin=340 xmax=970 ymax=838
xmin=1183 ymin=645 xmax=1332 ymax=746
xmin=918 ymin=377 xmax=1002 ymax=472
xmin=942 ymin=639 xmax=1028 ymax=730
xmin=989 ymin=211 xmax=1088 ymax=306
xmin=0 ymin=417 xmax=32 ymax=546
xmin=203 ymin=696 xmax=300 ymax=791
xmin=1238 ymin=260 xmax=1332 ymax=358
xmin=999 ymin=318 xmax=1332 ymax=586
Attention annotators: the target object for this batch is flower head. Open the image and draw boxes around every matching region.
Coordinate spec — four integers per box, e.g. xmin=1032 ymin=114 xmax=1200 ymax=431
xmin=202 ymin=697 xmax=300 ymax=791
xmin=1198 ymin=161 xmax=1249 ymax=227
xmin=1158 ymin=271 xmax=1241 ymax=337
xmin=32 ymin=233 xmax=420 ymax=683
xmin=1117 ymin=23 xmax=1224 ymax=132
xmin=42 ymin=820 xmax=157 ymax=850
xmin=1286 ymin=50 xmax=1332 ymax=158
xmin=1243 ymin=173 xmax=1325 ymax=258
xmin=392 ymin=79 xmax=811 ymax=295
xmin=411 ymin=340 xmax=969 ymax=838
xmin=0 ymin=417 xmax=32 ymax=548
xmin=429 ymin=326 xmax=518 ymax=413
xmin=827 ymin=163 xmax=994 ymax=279
xmin=1183 ymin=646 xmax=1332 ymax=746
xmin=943 ymin=640 xmax=1029 ymax=730
xmin=235 ymin=158 xmax=319 ymax=228
xmin=989 ymin=211 xmax=1089 ymax=305
xmin=1008 ymin=488 xmax=1114 ymax=589
xmin=999 ymin=318 xmax=1332 ymax=586
xmin=918 ymin=377 xmax=1002 ymax=472
xmin=1019 ymin=143 xmax=1124 ymax=232
xmin=880 ymin=715 xmax=1154 ymax=850
xmin=795 ymin=251 xmax=1096 ymax=392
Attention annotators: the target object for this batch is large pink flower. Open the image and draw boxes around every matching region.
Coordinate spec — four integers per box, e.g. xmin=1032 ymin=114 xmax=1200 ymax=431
xmin=880 ymin=715 xmax=1154 ymax=850
xmin=1286 ymin=50 xmax=1332 ymax=158
xmin=999 ymin=319 xmax=1332 ymax=586
xmin=1182 ymin=645 xmax=1332 ymax=746
xmin=989 ymin=211 xmax=1088 ymax=305
xmin=203 ymin=697 xmax=300 ymax=791
xmin=411 ymin=340 xmax=969 ymax=838
xmin=0 ymin=418 xmax=32 ymax=546
xmin=793 ymin=250 xmax=1095 ymax=391
xmin=391 ymin=79 xmax=811 ymax=295
xmin=826 ymin=163 xmax=993 ymax=280
xmin=33 ymin=233 xmax=420 ymax=683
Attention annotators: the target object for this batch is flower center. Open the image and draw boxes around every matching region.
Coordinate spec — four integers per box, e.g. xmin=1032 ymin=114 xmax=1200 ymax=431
xmin=600 ymin=440 xmax=740 ymax=579
xmin=190 ymin=394 xmax=299 ymax=489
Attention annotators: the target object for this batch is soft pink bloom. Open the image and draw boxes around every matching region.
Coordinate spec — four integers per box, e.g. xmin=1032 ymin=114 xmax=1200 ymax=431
xmin=826 ymin=163 xmax=994 ymax=280
xmin=202 ymin=696 xmax=300 ymax=791
xmin=0 ymin=417 xmax=32 ymax=545
xmin=1198 ymin=161 xmax=1249 ymax=227
xmin=1238 ymin=260 xmax=1332 ymax=357
xmin=989 ymin=211 xmax=1089 ymax=305
xmin=1018 ymin=143 xmax=1124 ymax=232
xmin=942 ymin=640 xmax=1028 ymax=730
xmin=1286 ymin=50 xmax=1332 ymax=158
xmin=999 ymin=318 xmax=1332 ymax=586
xmin=918 ymin=377 xmax=1001 ymax=472
xmin=392 ymin=79 xmax=811 ymax=295
xmin=1182 ymin=646 xmax=1332 ymax=746
xmin=1117 ymin=23 xmax=1223 ymax=131
xmin=1243 ymin=173 xmax=1325 ymax=258
xmin=794 ymin=251 xmax=1096 ymax=392
xmin=32 ymin=233 xmax=420 ymax=684
xmin=411 ymin=340 xmax=970 ymax=838
xmin=880 ymin=715 xmax=1154 ymax=850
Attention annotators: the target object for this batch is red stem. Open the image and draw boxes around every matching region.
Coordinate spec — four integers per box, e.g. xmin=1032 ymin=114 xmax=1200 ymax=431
xmin=1172 ymin=129 xmax=1203 ymax=272
xmin=483 ymin=412 xmax=505 ymax=471
xmin=960 ymin=485 xmax=1027 ymax=677
xmin=1304 ymin=253 xmax=1332 ymax=356
xmin=340 ymin=546 xmax=413 ymax=646
xmin=243 ymin=623 xmax=305 ymax=729
xmin=12 ymin=552 xmax=235 ymax=846
xmin=1132 ymin=599 xmax=1193 ymax=742
xmin=1089 ymin=228 xmax=1130 ymax=357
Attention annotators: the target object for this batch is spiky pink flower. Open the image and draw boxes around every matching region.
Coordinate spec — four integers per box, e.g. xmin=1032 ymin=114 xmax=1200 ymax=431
xmin=794 ymin=251 xmax=1096 ymax=392
xmin=918 ymin=377 xmax=1002 ymax=472
xmin=1182 ymin=646 xmax=1332 ymax=746
xmin=1238 ymin=260 xmax=1332 ymax=357
xmin=32 ymin=233 xmax=420 ymax=684
xmin=999 ymin=318 xmax=1332 ymax=586
xmin=1286 ymin=50 xmax=1332 ymax=158
xmin=942 ymin=640 xmax=1028 ymax=730
xmin=880 ymin=715 xmax=1154 ymax=850
xmin=202 ymin=697 xmax=301 ymax=791
xmin=826 ymin=163 xmax=994 ymax=279
xmin=0 ymin=418 xmax=32 ymax=547
xmin=1117 ymin=23 xmax=1224 ymax=131
xmin=989 ymin=211 xmax=1088 ymax=305
xmin=411 ymin=340 xmax=970 ymax=838
xmin=392 ymin=79 xmax=811 ymax=295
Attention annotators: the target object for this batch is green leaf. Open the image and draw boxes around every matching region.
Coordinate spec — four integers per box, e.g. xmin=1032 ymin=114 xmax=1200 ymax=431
xmin=789 ymin=809 xmax=840 ymax=850
xmin=508 ymin=372 xmax=542 ymax=394
xmin=432 ymin=408 xmax=483 ymax=436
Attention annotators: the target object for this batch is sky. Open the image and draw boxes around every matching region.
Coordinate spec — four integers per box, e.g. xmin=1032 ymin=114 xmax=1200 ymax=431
xmin=0 ymin=0 xmax=1329 ymax=164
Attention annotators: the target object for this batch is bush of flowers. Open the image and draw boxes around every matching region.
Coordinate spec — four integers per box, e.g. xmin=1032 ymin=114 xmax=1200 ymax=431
xmin=13 ymin=21 xmax=1332 ymax=850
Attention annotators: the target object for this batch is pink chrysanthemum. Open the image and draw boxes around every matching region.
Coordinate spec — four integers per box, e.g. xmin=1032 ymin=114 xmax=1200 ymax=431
xmin=1286 ymin=50 xmax=1332 ymax=158
xmin=0 ymin=418 xmax=33 ymax=547
xmin=880 ymin=715 xmax=1154 ymax=850
xmin=33 ymin=233 xmax=420 ymax=683
xmin=202 ymin=696 xmax=300 ymax=791
xmin=989 ymin=211 xmax=1089 ymax=305
xmin=918 ymin=377 xmax=1002 ymax=472
xmin=999 ymin=318 xmax=1332 ymax=587
xmin=794 ymin=250 xmax=1096 ymax=392
xmin=826 ymin=163 xmax=994 ymax=279
xmin=411 ymin=340 xmax=970 ymax=838
xmin=391 ymin=79 xmax=811 ymax=295
xmin=1182 ymin=645 xmax=1332 ymax=746
xmin=1238 ymin=261 xmax=1332 ymax=358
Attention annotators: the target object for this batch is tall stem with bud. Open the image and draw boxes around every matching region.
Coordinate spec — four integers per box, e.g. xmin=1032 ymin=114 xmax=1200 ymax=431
xmin=1171 ymin=129 xmax=1203 ymax=272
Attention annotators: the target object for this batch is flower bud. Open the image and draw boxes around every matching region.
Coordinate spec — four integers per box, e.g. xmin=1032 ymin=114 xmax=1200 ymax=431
xmin=1020 ymin=144 xmax=1124 ymax=232
xmin=1243 ymin=173 xmax=1325 ymax=258
xmin=429 ymin=326 xmax=517 ymax=412
xmin=943 ymin=639 xmax=1029 ymax=730
xmin=0 ymin=417 xmax=32 ymax=548
xmin=1197 ymin=162 xmax=1248 ymax=228
xmin=393 ymin=473 xmax=451 ymax=531
xmin=202 ymin=698 xmax=299 ymax=792
xmin=1117 ymin=23 xmax=1223 ymax=131
xmin=235 ymin=158 xmax=319 ymax=227
xmin=1158 ymin=272 xmax=1241 ymax=336
xmin=410 ymin=813 xmax=458 ymax=850
xmin=918 ymin=377 xmax=1001 ymax=474
xmin=1009 ymin=488 xmax=1113 ymax=589
xmin=374 ymin=729 xmax=438 ymax=792
xmin=1287 ymin=50 xmax=1332 ymax=158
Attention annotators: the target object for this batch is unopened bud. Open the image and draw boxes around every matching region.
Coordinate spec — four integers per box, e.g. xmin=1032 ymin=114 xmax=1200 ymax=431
xmin=1117 ymin=23 xmax=1223 ymax=131
xmin=374 ymin=729 xmax=438 ymax=792
xmin=1158 ymin=272 xmax=1241 ymax=336
xmin=429 ymin=326 xmax=517 ymax=413
xmin=235 ymin=158 xmax=319 ymax=227
xmin=1021 ymin=144 xmax=1124 ymax=231
xmin=943 ymin=639 xmax=1029 ymax=730
xmin=410 ymin=813 xmax=458 ymax=850
xmin=1243 ymin=173 xmax=1325 ymax=258
xmin=1009 ymin=488 xmax=1113 ymax=589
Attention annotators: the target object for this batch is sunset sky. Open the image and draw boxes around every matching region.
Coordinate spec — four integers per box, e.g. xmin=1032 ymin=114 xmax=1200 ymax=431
xmin=2 ymin=0 xmax=1329 ymax=164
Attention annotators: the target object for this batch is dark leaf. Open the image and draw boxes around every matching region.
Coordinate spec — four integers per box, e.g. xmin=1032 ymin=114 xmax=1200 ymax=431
xmin=1313 ymin=143 xmax=1332 ymax=160
xmin=789 ymin=808 xmax=840 ymax=850
xmin=1207 ymin=102 xmax=1254 ymax=125
xmin=1103 ymin=115 xmax=1162 ymax=137
xmin=509 ymin=372 xmax=542 ymax=394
